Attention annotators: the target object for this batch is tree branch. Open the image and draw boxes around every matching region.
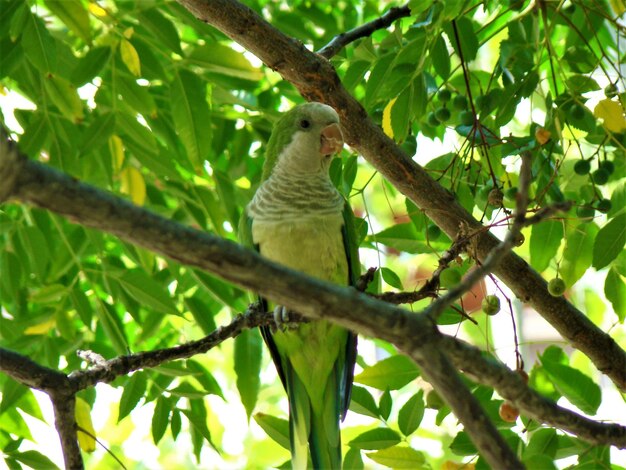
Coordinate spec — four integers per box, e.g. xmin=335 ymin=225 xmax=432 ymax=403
xmin=317 ymin=4 xmax=411 ymax=58
xmin=68 ymin=305 xmax=271 ymax=390
xmin=173 ymin=0 xmax=626 ymax=392
xmin=0 ymin=131 xmax=521 ymax=467
xmin=3 ymin=133 xmax=625 ymax=466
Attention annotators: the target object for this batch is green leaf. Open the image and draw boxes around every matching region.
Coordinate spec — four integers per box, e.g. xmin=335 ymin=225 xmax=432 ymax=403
xmin=605 ymin=268 xmax=626 ymax=322
xmin=593 ymin=213 xmax=626 ymax=270
xmin=365 ymin=53 xmax=395 ymax=108
xmin=378 ymin=389 xmax=392 ymax=421
xmin=114 ymin=73 xmax=157 ymax=118
xmin=234 ymin=329 xmax=262 ymax=417
xmin=449 ymin=431 xmax=476 ymax=456
xmin=170 ymin=70 xmax=212 ymax=168
xmin=530 ymin=220 xmax=563 ymax=272
xmin=137 ymin=8 xmax=182 ymax=55
xmin=9 ymin=450 xmax=59 ymax=470
xmin=561 ymin=223 xmax=598 ymax=287
xmin=118 ymin=372 xmax=147 ymax=422
xmin=539 ymin=355 xmax=601 ymax=415
xmin=44 ymin=0 xmax=91 ymax=44
xmin=349 ymin=428 xmax=401 ymax=450
xmin=254 ymin=413 xmax=290 ymax=450
xmin=182 ymin=400 xmax=215 ymax=450
xmin=390 ymin=85 xmax=413 ymax=142
xmin=44 ymin=74 xmax=84 ymax=122
xmin=96 ymin=302 xmax=128 ymax=355
xmin=80 ymin=112 xmax=116 ymax=153
xmin=524 ymin=428 xmax=558 ymax=460
xmin=343 ymin=448 xmax=364 ymax=470
xmin=186 ymin=360 xmax=225 ymax=399
xmin=445 ymin=17 xmax=478 ymax=61
xmin=151 ymin=396 xmax=171 ymax=444
xmin=71 ymin=46 xmax=111 ymax=86
xmin=398 ymin=391 xmax=424 ymax=436
xmin=431 ymin=34 xmax=450 ymax=79
xmin=354 ymin=355 xmax=419 ymax=390
xmin=22 ymin=12 xmax=56 ymax=72
xmin=0 ymin=408 xmax=33 ymax=440
xmin=187 ymin=43 xmax=262 ymax=81
xmin=366 ymin=446 xmax=426 ymax=468
xmin=349 ymin=386 xmax=380 ymax=419
xmin=381 ymin=267 xmax=403 ymax=290
xmin=370 ymin=223 xmax=425 ymax=254
xmin=184 ymin=295 xmax=218 ymax=335
xmin=18 ymin=114 xmax=48 ymax=157
xmin=115 ymin=269 xmax=178 ymax=316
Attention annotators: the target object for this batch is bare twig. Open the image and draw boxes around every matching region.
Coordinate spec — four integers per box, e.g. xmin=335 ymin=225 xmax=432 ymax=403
xmin=69 ymin=305 xmax=271 ymax=390
xmin=317 ymin=4 xmax=411 ymax=58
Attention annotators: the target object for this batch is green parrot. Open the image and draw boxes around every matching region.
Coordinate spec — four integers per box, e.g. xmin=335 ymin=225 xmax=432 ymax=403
xmin=240 ymin=102 xmax=359 ymax=469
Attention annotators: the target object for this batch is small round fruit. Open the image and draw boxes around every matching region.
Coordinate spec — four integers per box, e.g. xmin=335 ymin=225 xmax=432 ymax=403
xmin=475 ymin=95 xmax=487 ymax=110
xmin=488 ymin=188 xmax=504 ymax=206
xmin=605 ymin=83 xmax=619 ymax=98
xmin=427 ymin=224 xmax=442 ymax=240
xmin=574 ymin=159 xmax=591 ymax=175
xmin=438 ymin=89 xmax=452 ymax=102
xmin=548 ymin=278 xmax=566 ymax=297
xmin=435 ymin=106 xmax=451 ymax=122
xmin=427 ymin=111 xmax=440 ymax=127
xmin=592 ymin=168 xmax=609 ymax=185
xmin=426 ymin=390 xmax=445 ymax=409
xmin=599 ymin=160 xmax=615 ymax=175
xmin=459 ymin=110 xmax=474 ymax=126
xmin=596 ymin=198 xmax=612 ymax=213
xmin=514 ymin=232 xmax=525 ymax=247
xmin=452 ymin=94 xmax=468 ymax=110
xmin=568 ymin=103 xmax=585 ymax=120
xmin=439 ymin=268 xmax=462 ymax=288
xmin=577 ymin=205 xmax=595 ymax=221
xmin=499 ymin=402 xmax=519 ymax=422
xmin=482 ymin=295 xmax=501 ymax=316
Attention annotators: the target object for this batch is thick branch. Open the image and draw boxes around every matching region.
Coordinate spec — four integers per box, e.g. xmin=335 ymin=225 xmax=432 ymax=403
xmin=441 ymin=335 xmax=626 ymax=448
xmin=50 ymin=392 xmax=83 ymax=470
xmin=1 ymin=136 xmax=520 ymax=467
xmin=173 ymin=0 xmax=626 ymax=391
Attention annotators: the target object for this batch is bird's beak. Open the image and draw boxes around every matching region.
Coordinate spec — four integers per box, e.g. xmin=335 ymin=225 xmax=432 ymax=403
xmin=320 ymin=123 xmax=344 ymax=156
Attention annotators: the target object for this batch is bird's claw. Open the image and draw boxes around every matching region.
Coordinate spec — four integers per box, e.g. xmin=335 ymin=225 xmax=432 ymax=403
xmin=273 ymin=306 xmax=299 ymax=331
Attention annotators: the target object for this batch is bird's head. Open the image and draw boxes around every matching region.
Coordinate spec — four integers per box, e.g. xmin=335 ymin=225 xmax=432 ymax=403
xmin=263 ymin=102 xmax=344 ymax=180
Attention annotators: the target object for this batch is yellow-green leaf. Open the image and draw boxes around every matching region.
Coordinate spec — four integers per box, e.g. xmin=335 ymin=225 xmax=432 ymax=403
xmin=109 ymin=135 xmax=125 ymax=173
xmin=594 ymin=99 xmax=626 ymax=133
xmin=44 ymin=74 xmax=84 ymax=122
xmin=75 ymin=397 xmax=96 ymax=453
xmin=24 ymin=318 xmax=56 ymax=335
xmin=366 ymin=446 xmax=426 ymax=468
xmin=119 ymin=38 xmax=141 ymax=77
xmin=120 ymin=167 xmax=146 ymax=206
xmin=382 ymin=98 xmax=396 ymax=138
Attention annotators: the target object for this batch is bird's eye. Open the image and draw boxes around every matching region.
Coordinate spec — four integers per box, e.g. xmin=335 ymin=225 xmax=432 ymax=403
xmin=299 ymin=119 xmax=311 ymax=129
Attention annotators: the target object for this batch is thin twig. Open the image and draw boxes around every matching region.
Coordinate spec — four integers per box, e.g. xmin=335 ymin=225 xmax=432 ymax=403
xmin=317 ymin=4 xmax=411 ymax=58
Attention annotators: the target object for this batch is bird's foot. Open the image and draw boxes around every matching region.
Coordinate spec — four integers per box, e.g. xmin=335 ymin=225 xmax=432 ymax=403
xmin=273 ymin=306 xmax=306 ymax=331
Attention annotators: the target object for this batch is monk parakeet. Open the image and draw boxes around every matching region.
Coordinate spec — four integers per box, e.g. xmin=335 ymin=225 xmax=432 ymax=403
xmin=241 ymin=102 xmax=359 ymax=469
